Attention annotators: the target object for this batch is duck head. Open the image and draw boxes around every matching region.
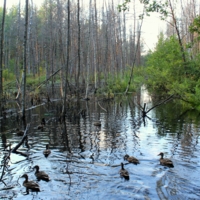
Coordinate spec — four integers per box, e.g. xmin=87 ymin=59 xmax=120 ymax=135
xmin=33 ymin=165 xmax=40 ymax=172
xmin=21 ymin=174 xmax=28 ymax=180
xmin=158 ymin=152 xmax=164 ymax=158
xmin=124 ymin=154 xmax=129 ymax=161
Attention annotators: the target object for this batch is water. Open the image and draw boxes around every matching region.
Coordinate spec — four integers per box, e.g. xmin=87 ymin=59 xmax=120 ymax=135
xmin=0 ymin=92 xmax=200 ymax=199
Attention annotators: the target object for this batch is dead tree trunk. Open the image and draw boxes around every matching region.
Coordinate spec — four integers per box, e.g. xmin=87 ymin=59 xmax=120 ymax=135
xmin=124 ymin=7 xmax=144 ymax=95
xmin=77 ymin=0 xmax=81 ymax=94
xmin=22 ymin=0 xmax=29 ymax=120
xmin=62 ymin=0 xmax=70 ymax=118
xmin=0 ymin=0 xmax=6 ymax=116
xmin=168 ymin=0 xmax=186 ymax=63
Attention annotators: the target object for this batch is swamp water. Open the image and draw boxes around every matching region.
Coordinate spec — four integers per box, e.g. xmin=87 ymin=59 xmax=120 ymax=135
xmin=0 ymin=91 xmax=200 ymax=200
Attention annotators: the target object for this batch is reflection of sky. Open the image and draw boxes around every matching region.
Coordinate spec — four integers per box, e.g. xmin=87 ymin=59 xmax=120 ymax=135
xmin=1 ymin=91 xmax=200 ymax=199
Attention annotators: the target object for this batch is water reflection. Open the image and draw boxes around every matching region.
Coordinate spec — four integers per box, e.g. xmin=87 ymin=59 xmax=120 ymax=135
xmin=0 ymin=95 xmax=200 ymax=199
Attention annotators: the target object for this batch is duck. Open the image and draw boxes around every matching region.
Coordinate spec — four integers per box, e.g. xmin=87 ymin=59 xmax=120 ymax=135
xmin=93 ymin=121 xmax=101 ymax=126
xmin=21 ymin=174 xmax=40 ymax=192
xmin=41 ymin=118 xmax=46 ymax=125
xmin=37 ymin=118 xmax=46 ymax=130
xmin=124 ymin=154 xmax=140 ymax=165
xmin=16 ymin=128 xmax=24 ymax=136
xmin=33 ymin=165 xmax=50 ymax=181
xmin=158 ymin=152 xmax=174 ymax=168
xmin=119 ymin=163 xmax=129 ymax=180
xmin=43 ymin=144 xmax=51 ymax=157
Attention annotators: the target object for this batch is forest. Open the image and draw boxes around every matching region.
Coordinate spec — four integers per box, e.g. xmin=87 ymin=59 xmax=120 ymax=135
xmin=0 ymin=0 xmax=200 ymax=115
xmin=0 ymin=1 xmax=200 ymax=198
xmin=0 ymin=0 xmax=145 ymax=119
xmin=0 ymin=0 xmax=200 ymax=120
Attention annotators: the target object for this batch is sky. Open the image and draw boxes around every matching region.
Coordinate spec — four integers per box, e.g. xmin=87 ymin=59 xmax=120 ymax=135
xmin=3 ymin=0 xmax=166 ymax=52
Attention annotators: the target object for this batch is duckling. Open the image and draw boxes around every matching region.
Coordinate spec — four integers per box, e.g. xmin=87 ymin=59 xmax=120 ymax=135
xmin=43 ymin=144 xmax=51 ymax=157
xmin=119 ymin=163 xmax=129 ymax=180
xmin=33 ymin=165 xmax=50 ymax=181
xmin=37 ymin=118 xmax=46 ymax=130
xmin=93 ymin=121 xmax=101 ymax=126
xmin=21 ymin=174 xmax=40 ymax=192
xmin=158 ymin=152 xmax=174 ymax=168
xmin=37 ymin=124 xmax=44 ymax=130
xmin=41 ymin=118 xmax=46 ymax=125
xmin=124 ymin=154 xmax=140 ymax=165
xmin=16 ymin=128 xmax=24 ymax=136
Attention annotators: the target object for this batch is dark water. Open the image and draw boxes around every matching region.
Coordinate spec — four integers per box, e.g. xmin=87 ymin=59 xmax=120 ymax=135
xmin=0 ymin=91 xmax=200 ymax=199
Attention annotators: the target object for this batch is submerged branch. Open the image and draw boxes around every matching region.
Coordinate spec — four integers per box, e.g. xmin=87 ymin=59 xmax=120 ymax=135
xmin=12 ymin=124 xmax=30 ymax=154
xmin=98 ymin=102 xmax=107 ymax=112
xmin=142 ymin=94 xmax=174 ymax=117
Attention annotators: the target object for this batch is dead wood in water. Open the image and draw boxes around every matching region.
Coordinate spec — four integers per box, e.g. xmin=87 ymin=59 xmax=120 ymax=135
xmin=0 ymin=144 xmax=12 ymax=186
xmin=141 ymin=94 xmax=174 ymax=118
xmin=11 ymin=124 xmax=30 ymax=156
xmin=36 ymin=67 xmax=62 ymax=90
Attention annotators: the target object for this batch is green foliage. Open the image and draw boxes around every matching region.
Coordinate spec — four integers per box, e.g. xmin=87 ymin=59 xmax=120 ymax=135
xmin=141 ymin=33 xmax=200 ymax=109
xmin=3 ymin=69 xmax=15 ymax=81
xmin=26 ymin=74 xmax=46 ymax=87
xmin=8 ymin=59 xmax=15 ymax=72
xmin=140 ymin=0 xmax=168 ymax=19
xmin=189 ymin=15 xmax=200 ymax=41
xmin=144 ymin=34 xmax=184 ymax=92
xmin=118 ymin=0 xmax=168 ymax=20
xmin=97 ymin=67 xmax=144 ymax=95
xmin=118 ymin=0 xmax=131 ymax=12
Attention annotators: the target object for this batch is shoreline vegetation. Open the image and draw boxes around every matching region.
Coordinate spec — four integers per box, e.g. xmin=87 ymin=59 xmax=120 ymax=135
xmin=1 ymin=1 xmax=200 ymax=115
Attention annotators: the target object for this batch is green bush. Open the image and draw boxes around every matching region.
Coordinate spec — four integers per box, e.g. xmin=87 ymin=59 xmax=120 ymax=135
xmin=3 ymin=69 xmax=15 ymax=81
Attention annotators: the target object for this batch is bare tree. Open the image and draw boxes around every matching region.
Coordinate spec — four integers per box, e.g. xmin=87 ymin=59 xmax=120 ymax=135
xmin=0 ymin=0 xmax=6 ymax=116
xmin=22 ymin=0 xmax=29 ymax=119
xmin=62 ymin=0 xmax=70 ymax=118
xmin=85 ymin=0 xmax=92 ymax=99
xmin=168 ymin=0 xmax=186 ymax=63
xmin=76 ymin=0 xmax=81 ymax=93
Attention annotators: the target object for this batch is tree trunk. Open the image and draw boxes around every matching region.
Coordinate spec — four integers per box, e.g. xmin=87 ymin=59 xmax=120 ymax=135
xmin=77 ymin=0 xmax=81 ymax=94
xmin=124 ymin=7 xmax=144 ymax=94
xmin=168 ymin=0 xmax=186 ymax=63
xmin=85 ymin=0 xmax=92 ymax=99
xmin=62 ymin=0 xmax=70 ymax=118
xmin=0 ymin=0 xmax=6 ymax=116
xmin=22 ymin=0 xmax=29 ymax=119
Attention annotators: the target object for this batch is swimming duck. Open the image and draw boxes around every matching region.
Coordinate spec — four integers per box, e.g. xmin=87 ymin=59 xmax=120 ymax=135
xmin=37 ymin=118 xmax=46 ymax=130
xmin=21 ymin=174 xmax=40 ymax=192
xmin=16 ymin=128 xmax=24 ymax=136
xmin=158 ymin=152 xmax=174 ymax=168
xmin=41 ymin=118 xmax=46 ymax=125
xmin=119 ymin=163 xmax=129 ymax=180
xmin=93 ymin=121 xmax=101 ymax=126
xmin=43 ymin=144 xmax=51 ymax=157
xmin=33 ymin=165 xmax=50 ymax=181
xmin=124 ymin=154 xmax=140 ymax=165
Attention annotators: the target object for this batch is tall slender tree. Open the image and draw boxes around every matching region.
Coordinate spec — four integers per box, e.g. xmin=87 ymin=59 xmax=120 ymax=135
xmin=62 ymin=0 xmax=70 ymax=118
xmin=0 ymin=0 xmax=6 ymax=116
xmin=77 ymin=0 xmax=81 ymax=93
xmin=22 ymin=0 xmax=29 ymax=119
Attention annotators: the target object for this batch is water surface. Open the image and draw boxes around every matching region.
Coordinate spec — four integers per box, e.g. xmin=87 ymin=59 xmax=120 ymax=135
xmin=0 ymin=93 xmax=200 ymax=199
